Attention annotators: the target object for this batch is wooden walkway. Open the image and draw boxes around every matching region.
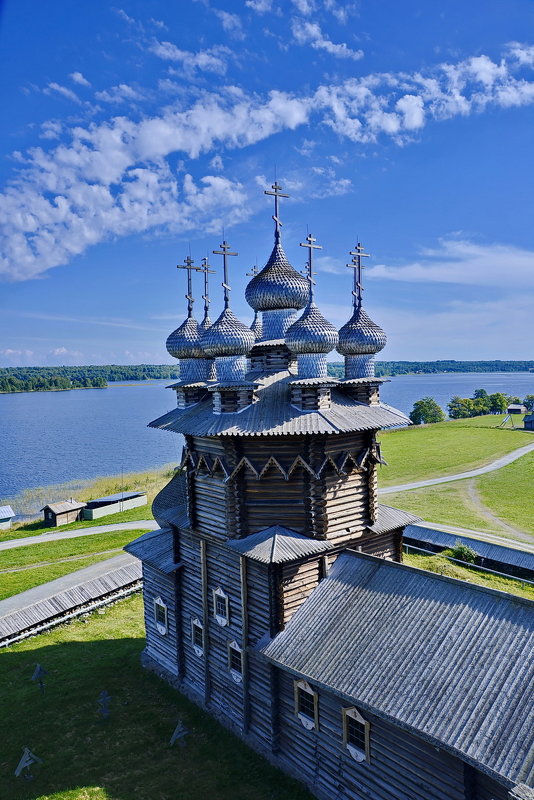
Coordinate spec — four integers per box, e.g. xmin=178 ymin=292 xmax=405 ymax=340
xmin=0 ymin=552 xmax=141 ymax=648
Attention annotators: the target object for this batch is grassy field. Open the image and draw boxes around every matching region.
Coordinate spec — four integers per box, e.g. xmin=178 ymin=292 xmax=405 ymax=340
xmin=0 ymin=530 xmax=147 ymax=601
xmin=0 ymin=595 xmax=312 ymax=800
xmin=385 ymin=448 xmax=534 ymax=538
xmin=403 ymin=551 xmax=534 ymax=600
xmin=379 ymin=414 xmax=530 ymax=486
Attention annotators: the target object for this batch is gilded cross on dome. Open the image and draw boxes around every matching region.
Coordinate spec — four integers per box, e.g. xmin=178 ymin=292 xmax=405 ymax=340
xmin=300 ymin=232 xmax=322 ymax=302
xmin=347 ymin=241 xmax=370 ymax=309
xmin=264 ymin=181 xmax=289 ymax=240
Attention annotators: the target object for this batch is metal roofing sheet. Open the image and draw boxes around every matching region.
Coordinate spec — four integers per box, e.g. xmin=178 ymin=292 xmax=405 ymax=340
xmin=40 ymin=500 xmax=86 ymax=514
xmin=404 ymin=524 xmax=534 ymax=573
xmin=125 ymin=528 xmax=181 ymax=573
xmin=149 ymin=371 xmax=409 ymax=437
xmin=86 ymin=491 xmax=146 ymax=505
xmin=367 ymin=504 xmax=421 ymax=534
xmin=261 ymin=551 xmax=534 ymax=786
xmin=0 ymin=554 xmax=141 ymax=641
xmin=225 ymin=525 xmax=332 ymax=563
xmin=0 ymin=505 xmax=15 ymax=518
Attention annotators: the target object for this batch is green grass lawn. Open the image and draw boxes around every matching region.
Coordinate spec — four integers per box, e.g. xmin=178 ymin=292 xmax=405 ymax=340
xmin=476 ymin=450 xmax=534 ymax=533
xmin=0 ymin=595 xmax=312 ymax=800
xmin=403 ymin=551 xmax=534 ymax=600
xmin=0 ymin=553 xmax=122 ymax=601
xmin=385 ymin=449 xmax=534 ymax=539
xmin=379 ymin=414 xmax=531 ymax=486
xmin=0 ymin=530 xmax=146 ymax=572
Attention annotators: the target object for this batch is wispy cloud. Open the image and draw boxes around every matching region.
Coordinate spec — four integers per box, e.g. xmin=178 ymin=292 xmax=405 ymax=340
xmin=44 ymin=82 xmax=81 ymax=103
xmin=292 ymin=19 xmax=364 ymax=60
xmin=368 ymin=237 xmax=534 ymax=287
xmin=69 ymin=71 xmax=91 ymax=87
xmin=213 ymin=8 xmax=245 ymax=39
xmin=148 ymin=39 xmax=231 ymax=74
xmin=95 ymin=83 xmax=145 ymax=103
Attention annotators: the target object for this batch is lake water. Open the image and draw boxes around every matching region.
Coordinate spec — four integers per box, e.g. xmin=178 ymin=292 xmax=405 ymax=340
xmin=1 ymin=372 xmax=532 ymax=504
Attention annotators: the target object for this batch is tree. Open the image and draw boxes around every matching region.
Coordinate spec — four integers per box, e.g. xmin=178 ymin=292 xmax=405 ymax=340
xmin=447 ymin=396 xmax=474 ymax=419
xmin=473 ymin=388 xmax=488 ymax=399
xmin=523 ymin=394 xmax=534 ymax=412
xmin=488 ymin=392 xmax=508 ymax=414
xmin=409 ymin=397 xmax=445 ymax=425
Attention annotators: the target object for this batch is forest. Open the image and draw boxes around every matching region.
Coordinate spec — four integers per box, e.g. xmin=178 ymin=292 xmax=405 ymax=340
xmin=327 ymin=360 xmax=534 ymax=378
xmin=0 ymin=365 xmax=180 ymax=393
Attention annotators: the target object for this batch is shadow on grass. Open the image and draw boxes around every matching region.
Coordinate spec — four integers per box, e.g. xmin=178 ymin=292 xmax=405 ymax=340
xmin=0 ymin=635 xmax=311 ymax=800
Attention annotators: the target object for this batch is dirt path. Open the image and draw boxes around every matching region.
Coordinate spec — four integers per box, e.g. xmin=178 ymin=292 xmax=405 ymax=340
xmin=464 ymin=480 xmax=526 ymax=538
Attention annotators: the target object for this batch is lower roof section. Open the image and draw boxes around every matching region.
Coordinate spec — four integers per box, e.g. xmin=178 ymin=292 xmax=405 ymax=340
xmin=261 ymin=550 xmax=534 ymax=787
xmin=149 ymin=371 xmax=409 ymax=437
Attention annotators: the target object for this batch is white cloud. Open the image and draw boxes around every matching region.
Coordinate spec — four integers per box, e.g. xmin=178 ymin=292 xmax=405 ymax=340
xmin=210 ymin=154 xmax=224 ymax=170
xmin=292 ymin=19 xmax=364 ymax=60
xmin=245 ymin=0 xmax=272 ymax=11
xmin=70 ymin=71 xmax=91 ymax=87
xmin=212 ymin=9 xmax=245 ymax=39
xmin=40 ymin=120 xmax=62 ymax=140
xmin=44 ymin=83 xmax=81 ymax=103
xmin=51 ymin=346 xmax=82 ymax=357
xmin=291 ymin=0 xmax=315 ymax=14
xmin=368 ymin=237 xmax=534 ymax=288
xmin=95 ymin=84 xmax=145 ymax=103
xmin=149 ymin=40 xmax=231 ymax=74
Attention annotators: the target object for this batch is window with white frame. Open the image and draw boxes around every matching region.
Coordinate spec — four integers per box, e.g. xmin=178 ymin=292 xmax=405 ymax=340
xmin=294 ymin=679 xmax=318 ymax=731
xmin=153 ymin=596 xmax=168 ymax=635
xmin=191 ymin=618 xmax=204 ymax=656
xmin=227 ymin=641 xmax=243 ymax=683
xmin=212 ymin=587 xmax=229 ymax=626
xmin=342 ymin=707 xmax=370 ymax=763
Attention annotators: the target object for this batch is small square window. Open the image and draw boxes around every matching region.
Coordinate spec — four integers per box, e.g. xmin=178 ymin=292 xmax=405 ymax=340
xmin=153 ymin=596 xmax=168 ymax=635
xmin=212 ymin=587 xmax=229 ymax=626
xmin=191 ymin=618 xmax=204 ymax=656
xmin=343 ymin=707 xmax=370 ymax=763
xmin=294 ymin=680 xmax=318 ymax=730
xmin=227 ymin=641 xmax=243 ymax=683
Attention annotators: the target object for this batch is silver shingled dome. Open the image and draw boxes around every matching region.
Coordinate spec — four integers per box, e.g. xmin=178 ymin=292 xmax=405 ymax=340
xmin=337 ymin=306 xmax=387 ymax=356
xmin=250 ymin=310 xmax=263 ymax=341
xmin=245 ymin=240 xmax=309 ymax=312
xmin=286 ymin=302 xmax=339 ymax=354
xmin=166 ymin=316 xmax=204 ymax=359
xmin=201 ymin=308 xmax=255 ymax=358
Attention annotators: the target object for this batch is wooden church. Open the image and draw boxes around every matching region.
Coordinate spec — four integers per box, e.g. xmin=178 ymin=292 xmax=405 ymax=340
xmin=126 ymin=185 xmax=534 ymax=800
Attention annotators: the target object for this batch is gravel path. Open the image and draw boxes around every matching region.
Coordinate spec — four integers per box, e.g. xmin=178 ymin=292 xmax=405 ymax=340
xmin=0 ymin=520 xmax=158 ymax=552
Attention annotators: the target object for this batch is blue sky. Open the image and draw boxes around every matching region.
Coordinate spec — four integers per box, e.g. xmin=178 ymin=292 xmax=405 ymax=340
xmin=1 ymin=0 xmax=533 ymax=366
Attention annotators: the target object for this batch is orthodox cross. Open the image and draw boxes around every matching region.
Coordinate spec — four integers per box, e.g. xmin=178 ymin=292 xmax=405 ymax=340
xmin=246 ymin=262 xmax=259 ymax=278
xmin=213 ymin=240 xmax=237 ymax=309
xmin=14 ymin=746 xmax=42 ymax=779
xmin=264 ymin=181 xmax=289 ymax=240
xmin=200 ymin=257 xmax=215 ymax=321
xmin=347 ymin=241 xmax=370 ymax=309
xmin=300 ymin=232 xmax=322 ymax=302
xmin=31 ymin=663 xmax=47 ymax=692
xmin=177 ymin=255 xmax=201 ymax=318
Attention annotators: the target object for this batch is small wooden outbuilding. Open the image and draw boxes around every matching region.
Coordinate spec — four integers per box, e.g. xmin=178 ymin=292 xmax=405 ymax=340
xmin=41 ymin=499 xmax=86 ymax=527
xmin=82 ymin=490 xmax=147 ymax=520
xmin=524 ymin=413 xmax=534 ymax=431
xmin=0 ymin=505 xmax=15 ymax=531
xmin=507 ymin=403 xmax=527 ymax=414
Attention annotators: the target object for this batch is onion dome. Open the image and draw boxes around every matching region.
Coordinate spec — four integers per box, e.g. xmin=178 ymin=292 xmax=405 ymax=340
xmin=199 ymin=314 xmax=211 ymax=332
xmin=201 ymin=308 xmax=255 ymax=358
xmin=286 ymin=302 xmax=339 ymax=354
xmin=166 ymin=316 xmax=204 ymax=359
xmin=245 ymin=240 xmax=309 ymax=312
xmin=337 ymin=306 xmax=387 ymax=356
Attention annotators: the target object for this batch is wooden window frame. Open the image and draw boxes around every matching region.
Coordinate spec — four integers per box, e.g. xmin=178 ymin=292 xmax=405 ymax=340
xmin=342 ymin=706 xmax=370 ymax=763
xmin=191 ymin=617 xmax=204 ymax=656
xmin=227 ymin=641 xmax=243 ymax=683
xmin=212 ymin=586 xmax=230 ymax=627
xmin=153 ymin=596 xmax=168 ymax=636
xmin=294 ymin=679 xmax=319 ymax=731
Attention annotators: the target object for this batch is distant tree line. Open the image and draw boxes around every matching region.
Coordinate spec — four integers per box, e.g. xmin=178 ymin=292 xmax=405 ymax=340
xmin=0 ymin=365 xmax=181 ymax=393
xmin=409 ymin=390 xmax=534 ymax=424
xmin=327 ymin=360 xmax=534 ymax=379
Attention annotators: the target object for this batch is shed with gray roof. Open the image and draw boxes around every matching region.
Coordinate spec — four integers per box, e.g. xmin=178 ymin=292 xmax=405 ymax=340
xmin=0 ymin=505 xmax=15 ymax=530
xmin=41 ymin=499 xmax=86 ymax=527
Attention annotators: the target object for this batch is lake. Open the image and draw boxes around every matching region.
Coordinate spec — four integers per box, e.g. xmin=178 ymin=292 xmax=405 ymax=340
xmin=1 ymin=372 xmax=532 ymax=504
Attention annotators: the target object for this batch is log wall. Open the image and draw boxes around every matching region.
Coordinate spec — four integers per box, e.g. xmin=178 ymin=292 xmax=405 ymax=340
xmin=142 ymin=564 xmax=179 ymax=677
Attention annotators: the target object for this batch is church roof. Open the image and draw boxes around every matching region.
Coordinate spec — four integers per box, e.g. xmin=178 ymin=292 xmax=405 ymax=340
xmin=124 ymin=527 xmax=181 ymax=573
xmin=245 ymin=239 xmax=309 ymax=312
xmin=261 ymin=550 xmax=534 ymax=787
xmin=366 ymin=504 xmax=421 ymax=534
xmin=152 ymin=471 xmax=190 ymax=529
xmin=149 ymin=371 xmax=409 ymax=437
xmin=225 ymin=525 xmax=332 ymax=563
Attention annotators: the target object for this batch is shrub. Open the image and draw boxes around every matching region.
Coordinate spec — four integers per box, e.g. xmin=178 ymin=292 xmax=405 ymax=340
xmin=449 ymin=540 xmax=477 ymax=564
